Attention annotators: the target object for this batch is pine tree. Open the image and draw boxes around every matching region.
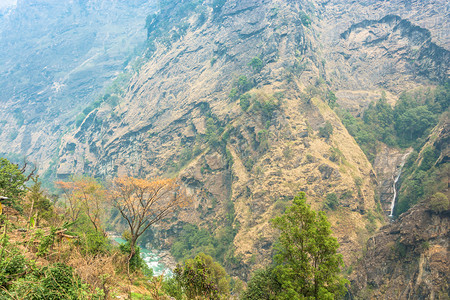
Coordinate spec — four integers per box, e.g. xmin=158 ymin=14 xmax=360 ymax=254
xmin=271 ymin=192 xmax=348 ymax=299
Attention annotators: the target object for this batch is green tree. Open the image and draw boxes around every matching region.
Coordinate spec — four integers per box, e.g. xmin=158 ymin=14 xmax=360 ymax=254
xmin=242 ymin=266 xmax=282 ymax=300
xmin=0 ymin=158 xmax=27 ymax=207
xmin=174 ymin=252 xmax=230 ymax=299
xmin=318 ymin=121 xmax=333 ymax=139
xmin=248 ymin=57 xmax=264 ymax=73
xmin=25 ymin=176 xmax=53 ymax=226
xmin=271 ymin=192 xmax=348 ymax=299
xmin=429 ymin=192 xmax=449 ymax=213
xmin=395 ymin=106 xmax=436 ymax=142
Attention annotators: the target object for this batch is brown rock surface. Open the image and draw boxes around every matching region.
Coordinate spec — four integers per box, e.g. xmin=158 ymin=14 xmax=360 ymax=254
xmin=350 ymin=202 xmax=449 ymax=299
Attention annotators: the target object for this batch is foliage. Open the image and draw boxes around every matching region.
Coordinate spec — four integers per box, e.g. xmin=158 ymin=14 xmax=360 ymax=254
xmin=253 ymin=98 xmax=278 ymax=121
xmin=429 ymin=192 xmax=449 ymax=213
xmin=396 ymin=143 xmax=448 ymax=216
xmin=119 ymin=241 xmax=152 ymax=275
xmin=56 ymin=176 xmax=106 ymax=233
xmin=248 ymin=57 xmax=264 ymax=73
xmin=318 ymin=121 xmax=333 ymax=139
xmin=163 ymin=277 xmax=184 ymax=300
xmin=336 ymin=108 xmax=378 ymax=162
xmin=395 ymin=106 xmax=436 ymax=144
xmin=235 ymin=75 xmax=254 ymax=94
xmin=324 ymin=193 xmax=339 ymax=210
xmin=0 ymin=230 xmax=103 ymax=300
xmin=72 ymin=214 xmax=111 ymax=255
xmin=240 ymin=93 xmax=251 ymax=111
xmin=0 ymin=243 xmax=27 ymax=288
xmin=299 ymin=11 xmax=312 ymax=26
xmin=110 ymin=176 xmax=189 ymax=270
xmin=241 ymin=266 xmax=282 ymax=300
xmin=326 ymin=91 xmax=337 ymax=109
xmin=25 ymin=176 xmax=54 ymax=224
xmin=338 ymin=86 xmax=447 ymax=162
xmin=271 ymin=192 xmax=348 ymax=299
xmin=170 ymin=223 xmax=237 ymax=266
xmin=174 ymin=252 xmax=230 ymax=299
xmin=37 ymin=227 xmax=57 ymax=257
xmin=229 ymin=87 xmax=239 ymax=101
xmin=362 ymin=97 xmax=396 ymax=146
xmin=9 ymin=262 xmax=102 ymax=300
xmin=0 ymin=158 xmax=27 ymax=206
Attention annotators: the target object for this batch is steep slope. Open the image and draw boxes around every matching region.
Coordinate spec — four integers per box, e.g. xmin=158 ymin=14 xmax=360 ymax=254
xmin=57 ymin=0 xmax=377 ymax=275
xmin=351 ymin=202 xmax=449 ymax=299
xmin=313 ymin=0 xmax=449 ymax=112
xmin=0 ymin=0 xmax=156 ymax=170
xmin=350 ymin=118 xmax=449 ymax=299
xmin=55 ymin=0 xmax=448 ymax=278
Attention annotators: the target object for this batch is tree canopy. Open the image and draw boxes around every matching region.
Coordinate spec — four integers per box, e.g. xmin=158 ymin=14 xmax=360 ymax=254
xmin=271 ymin=192 xmax=348 ymax=299
xmin=174 ymin=252 xmax=230 ymax=299
xmin=109 ymin=176 xmax=190 ymax=268
xmin=0 ymin=158 xmax=27 ymax=206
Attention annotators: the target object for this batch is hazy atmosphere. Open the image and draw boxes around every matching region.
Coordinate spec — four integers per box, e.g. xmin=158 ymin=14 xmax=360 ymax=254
xmin=0 ymin=0 xmax=448 ymax=299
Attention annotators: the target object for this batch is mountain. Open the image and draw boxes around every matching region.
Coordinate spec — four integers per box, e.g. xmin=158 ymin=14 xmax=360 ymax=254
xmin=0 ymin=0 xmax=448 ymax=292
xmin=0 ymin=0 xmax=157 ymax=170
xmin=52 ymin=0 xmax=448 ymax=279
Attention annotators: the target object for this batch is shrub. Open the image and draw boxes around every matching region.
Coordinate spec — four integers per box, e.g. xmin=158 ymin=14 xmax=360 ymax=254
xmin=242 ymin=266 xmax=281 ymax=300
xmin=299 ymin=11 xmax=312 ymax=26
xmin=236 ymin=75 xmax=253 ymax=93
xmin=248 ymin=57 xmax=264 ymax=73
xmin=324 ymin=193 xmax=339 ymax=210
xmin=229 ymin=88 xmax=239 ymax=101
xmin=239 ymin=93 xmax=251 ymax=111
xmin=119 ymin=241 xmax=151 ymax=275
xmin=430 ymin=192 xmax=449 ymax=213
xmin=318 ymin=121 xmax=333 ymax=139
xmin=174 ymin=253 xmax=230 ymax=299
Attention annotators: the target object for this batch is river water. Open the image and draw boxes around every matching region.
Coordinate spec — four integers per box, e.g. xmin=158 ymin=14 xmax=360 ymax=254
xmin=113 ymin=237 xmax=173 ymax=277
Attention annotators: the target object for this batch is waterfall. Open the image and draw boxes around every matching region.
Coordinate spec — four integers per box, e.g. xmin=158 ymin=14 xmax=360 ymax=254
xmin=389 ymin=151 xmax=412 ymax=217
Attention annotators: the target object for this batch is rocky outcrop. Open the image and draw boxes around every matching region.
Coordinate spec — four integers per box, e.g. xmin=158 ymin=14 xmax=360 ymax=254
xmin=55 ymin=0 xmax=380 ymax=277
xmin=374 ymin=145 xmax=413 ymax=215
xmin=350 ymin=201 xmax=449 ymax=299
xmin=0 ymin=0 xmax=156 ymax=170
xmin=2 ymin=0 xmax=447 ymax=282
xmin=313 ymin=0 xmax=449 ymax=113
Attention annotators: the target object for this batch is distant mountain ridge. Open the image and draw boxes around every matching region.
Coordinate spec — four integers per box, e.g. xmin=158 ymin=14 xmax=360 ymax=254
xmin=0 ymin=0 xmax=156 ymax=170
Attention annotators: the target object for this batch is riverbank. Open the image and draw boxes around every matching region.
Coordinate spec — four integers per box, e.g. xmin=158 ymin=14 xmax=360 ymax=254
xmin=106 ymin=232 xmax=175 ymax=277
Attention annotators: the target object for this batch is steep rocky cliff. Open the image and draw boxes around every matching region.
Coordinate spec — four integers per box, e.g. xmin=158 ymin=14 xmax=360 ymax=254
xmin=3 ymin=0 xmax=447 ymax=284
xmin=0 ymin=0 xmax=156 ymax=169
xmin=351 ymin=117 xmax=449 ymax=299
xmin=350 ymin=201 xmax=449 ymax=299
xmin=373 ymin=145 xmax=412 ymax=215
xmin=55 ymin=0 xmax=387 ymax=276
xmin=53 ymin=0 xmax=449 ymax=278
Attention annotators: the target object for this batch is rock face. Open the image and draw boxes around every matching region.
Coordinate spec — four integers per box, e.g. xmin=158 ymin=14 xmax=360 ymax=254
xmin=2 ymin=0 xmax=448 ymax=285
xmin=350 ymin=202 xmax=449 ymax=299
xmin=56 ymin=0 xmax=383 ymax=276
xmin=374 ymin=146 xmax=413 ymax=215
xmin=315 ymin=0 xmax=449 ymax=113
xmin=0 ymin=0 xmax=157 ymax=169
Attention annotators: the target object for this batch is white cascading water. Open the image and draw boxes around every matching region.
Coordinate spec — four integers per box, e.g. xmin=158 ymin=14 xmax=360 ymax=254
xmin=389 ymin=151 xmax=412 ymax=217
